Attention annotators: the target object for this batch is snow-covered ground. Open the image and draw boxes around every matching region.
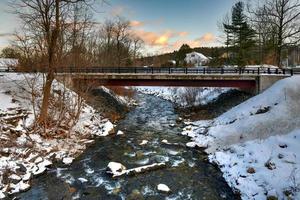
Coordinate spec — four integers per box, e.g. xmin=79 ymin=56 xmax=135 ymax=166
xmin=0 ymin=73 xmax=115 ymax=198
xmin=136 ymin=87 xmax=230 ymax=107
xmin=182 ymin=76 xmax=300 ymax=199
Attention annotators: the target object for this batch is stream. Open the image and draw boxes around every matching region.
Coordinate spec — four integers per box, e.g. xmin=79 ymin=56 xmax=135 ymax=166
xmin=16 ymin=92 xmax=237 ymax=200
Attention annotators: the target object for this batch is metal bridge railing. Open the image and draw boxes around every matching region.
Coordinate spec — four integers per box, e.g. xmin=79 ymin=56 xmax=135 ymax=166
xmin=1 ymin=67 xmax=298 ymax=76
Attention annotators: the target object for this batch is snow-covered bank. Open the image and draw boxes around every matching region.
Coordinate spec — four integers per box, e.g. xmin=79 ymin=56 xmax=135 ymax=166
xmin=182 ymin=76 xmax=300 ymax=199
xmin=0 ymin=73 xmax=115 ymax=198
xmin=136 ymin=87 xmax=230 ymax=107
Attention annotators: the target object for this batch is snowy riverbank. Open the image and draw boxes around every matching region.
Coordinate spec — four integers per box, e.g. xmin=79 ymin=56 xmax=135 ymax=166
xmin=0 ymin=73 xmax=115 ymax=198
xmin=182 ymin=76 xmax=300 ymax=199
xmin=136 ymin=87 xmax=230 ymax=107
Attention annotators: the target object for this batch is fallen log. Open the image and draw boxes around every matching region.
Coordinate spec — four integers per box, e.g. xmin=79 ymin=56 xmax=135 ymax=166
xmin=108 ymin=162 xmax=166 ymax=178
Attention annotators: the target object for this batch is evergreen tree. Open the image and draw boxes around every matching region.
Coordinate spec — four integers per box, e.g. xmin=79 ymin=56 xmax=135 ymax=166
xmin=175 ymin=44 xmax=192 ymax=66
xmin=223 ymin=1 xmax=256 ymax=67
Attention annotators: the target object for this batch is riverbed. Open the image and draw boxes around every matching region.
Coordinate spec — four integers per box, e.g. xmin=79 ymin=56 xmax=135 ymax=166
xmin=16 ymin=93 xmax=238 ymax=200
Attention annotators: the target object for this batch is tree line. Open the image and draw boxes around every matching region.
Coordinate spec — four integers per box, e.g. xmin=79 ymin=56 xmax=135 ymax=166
xmin=221 ymin=0 xmax=300 ymax=68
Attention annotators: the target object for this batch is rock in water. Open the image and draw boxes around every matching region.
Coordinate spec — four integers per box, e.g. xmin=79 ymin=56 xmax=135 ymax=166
xmin=157 ymin=184 xmax=171 ymax=193
xmin=78 ymin=178 xmax=88 ymax=183
xmin=63 ymin=157 xmax=74 ymax=165
xmin=117 ymin=130 xmax=124 ymax=135
xmin=139 ymin=140 xmax=148 ymax=145
xmin=186 ymin=142 xmax=197 ymax=148
xmin=106 ymin=162 xmax=127 ymax=176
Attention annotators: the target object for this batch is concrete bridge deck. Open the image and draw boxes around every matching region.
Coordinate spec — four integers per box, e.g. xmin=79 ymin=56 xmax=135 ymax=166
xmin=54 ymin=67 xmax=293 ymax=93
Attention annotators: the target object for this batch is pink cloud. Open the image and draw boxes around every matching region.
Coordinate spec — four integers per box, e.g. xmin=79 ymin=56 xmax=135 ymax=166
xmin=130 ymin=20 xmax=144 ymax=27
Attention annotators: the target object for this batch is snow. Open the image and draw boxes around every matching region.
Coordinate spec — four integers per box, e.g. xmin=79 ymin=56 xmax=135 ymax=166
xmin=136 ymin=87 xmax=229 ymax=107
xmin=0 ymin=72 xmax=115 ymax=198
xmin=62 ymin=157 xmax=74 ymax=165
xmin=106 ymin=162 xmax=127 ymax=176
xmin=183 ymin=75 xmax=300 ymax=199
xmin=116 ymin=130 xmax=124 ymax=135
xmin=78 ymin=178 xmax=88 ymax=183
xmin=106 ymin=162 xmax=166 ymax=178
xmin=0 ymin=58 xmax=18 ymax=69
xmin=157 ymin=184 xmax=171 ymax=193
xmin=139 ymin=140 xmax=149 ymax=145
xmin=185 ymin=52 xmax=209 ymax=66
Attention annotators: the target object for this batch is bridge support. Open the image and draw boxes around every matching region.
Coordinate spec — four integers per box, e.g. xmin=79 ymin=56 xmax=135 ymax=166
xmin=258 ymin=75 xmax=288 ymax=93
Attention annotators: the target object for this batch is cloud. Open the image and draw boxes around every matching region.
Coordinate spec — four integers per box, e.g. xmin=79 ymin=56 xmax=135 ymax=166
xmin=159 ymin=33 xmax=218 ymax=53
xmin=197 ymin=32 xmax=216 ymax=44
xmin=130 ymin=20 xmax=144 ymax=27
xmin=179 ymin=31 xmax=189 ymax=37
xmin=133 ymin=29 xmax=191 ymax=47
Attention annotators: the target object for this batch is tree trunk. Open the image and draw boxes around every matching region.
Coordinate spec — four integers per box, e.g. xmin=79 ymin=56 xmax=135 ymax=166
xmin=38 ymin=0 xmax=60 ymax=125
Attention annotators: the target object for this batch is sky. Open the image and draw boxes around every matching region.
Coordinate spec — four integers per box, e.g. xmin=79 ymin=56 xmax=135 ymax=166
xmin=0 ymin=0 xmax=236 ymax=54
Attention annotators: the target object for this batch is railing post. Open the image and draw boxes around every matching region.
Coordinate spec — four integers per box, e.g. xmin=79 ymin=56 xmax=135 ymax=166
xmin=203 ymin=68 xmax=206 ymax=74
xmin=134 ymin=67 xmax=137 ymax=73
xmin=168 ymin=67 xmax=171 ymax=74
xmin=268 ymin=68 xmax=271 ymax=74
xmin=221 ymin=68 xmax=224 ymax=74
xmin=151 ymin=67 xmax=153 ymax=74
xmin=257 ymin=68 xmax=260 ymax=74
xmin=283 ymin=69 xmax=285 ymax=75
xmin=275 ymin=69 xmax=278 ymax=74
xmin=185 ymin=68 xmax=188 ymax=74
xmin=291 ymin=69 xmax=294 ymax=76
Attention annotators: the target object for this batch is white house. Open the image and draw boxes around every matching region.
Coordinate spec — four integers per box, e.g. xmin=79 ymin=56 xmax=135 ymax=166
xmin=0 ymin=58 xmax=18 ymax=70
xmin=185 ymin=52 xmax=209 ymax=66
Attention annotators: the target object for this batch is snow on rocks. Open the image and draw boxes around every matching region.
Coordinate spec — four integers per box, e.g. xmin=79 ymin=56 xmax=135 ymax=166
xmin=139 ymin=140 xmax=148 ymax=146
xmin=106 ymin=162 xmax=127 ymax=176
xmin=136 ymin=87 xmax=230 ymax=107
xmin=78 ymin=178 xmax=88 ymax=183
xmin=186 ymin=142 xmax=197 ymax=148
xmin=157 ymin=184 xmax=171 ymax=193
xmin=0 ymin=73 xmax=116 ymax=198
xmin=106 ymin=162 xmax=166 ymax=178
xmin=117 ymin=130 xmax=124 ymax=135
xmin=62 ymin=157 xmax=74 ymax=165
xmin=182 ymin=76 xmax=300 ymax=199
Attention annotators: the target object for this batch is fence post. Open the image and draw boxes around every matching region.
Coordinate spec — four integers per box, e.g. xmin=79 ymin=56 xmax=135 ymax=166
xmin=169 ymin=67 xmax=171 ymax=74
xmin=257 ymin=68 xmax=260 ymax=74
xmin=203 ymin=68 xmax=206 ymax=74
xmin=151 ymin=67 xmax=153 ymax=74
xmin=283 ymin=69 xmax=285 ymax=75
xmin=221 ymin=68 xmax=224 ymax=74
xmin=185 ymin=68 xmax=188 ymax=74
xmin=291 ymin=69 xmax=294 ymax=76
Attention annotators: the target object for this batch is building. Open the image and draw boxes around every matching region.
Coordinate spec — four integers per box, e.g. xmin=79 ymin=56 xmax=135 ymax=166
xmin=185 ymin=52 xmax=209 ymax=66
xmin=0 ymin=58 xmax=18 ymax=70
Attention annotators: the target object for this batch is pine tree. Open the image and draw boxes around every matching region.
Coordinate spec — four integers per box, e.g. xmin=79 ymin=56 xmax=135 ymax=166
xmin=224 ymin=1 xmax=256 ymax=67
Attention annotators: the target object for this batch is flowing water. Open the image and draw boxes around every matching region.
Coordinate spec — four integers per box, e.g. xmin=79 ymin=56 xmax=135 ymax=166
xmin=16 ymin=93 xmax=237 ymax=200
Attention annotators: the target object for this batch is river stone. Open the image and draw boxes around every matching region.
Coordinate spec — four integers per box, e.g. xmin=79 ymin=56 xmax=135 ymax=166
xmin=62 ymin=157 xmax=74 ymax=165
xmin=139 ymin=140 xmax=148 ymax=145
xmin=186 ymin=142 xmax=197 ymax=148
xmin=157 ymin=184 xmax=171 ymax=193
xmin=128 ymin=189 xmax=144 ymax=200
xmin=106 ymin=162 xmax=126 ymax=175
xmin=117 ymin=130 xmax=124 ymax=135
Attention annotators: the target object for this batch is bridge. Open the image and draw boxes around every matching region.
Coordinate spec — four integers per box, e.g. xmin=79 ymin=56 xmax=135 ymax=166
xmin=53 ymin=67 xmax=295 ymax=93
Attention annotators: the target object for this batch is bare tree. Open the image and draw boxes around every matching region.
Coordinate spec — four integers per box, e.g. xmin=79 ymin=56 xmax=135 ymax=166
xmin=253 ymin=0 xmax=300 ymax=67
xmin=12 ymin=0 xmax=97 ymax=126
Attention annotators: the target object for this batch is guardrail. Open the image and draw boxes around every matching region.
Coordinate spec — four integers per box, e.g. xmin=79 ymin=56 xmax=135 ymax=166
xmin=1 ymin=67 xmax=299 ymax=75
